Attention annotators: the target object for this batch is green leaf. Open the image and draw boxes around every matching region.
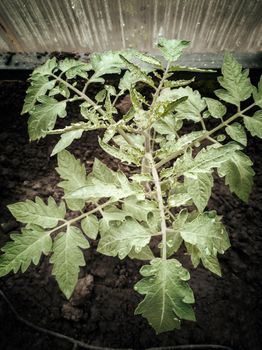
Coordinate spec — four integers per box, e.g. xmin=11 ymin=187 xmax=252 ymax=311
xmin=170 ymin=65 xmax=216 ymax=73
xmin=163 ymin=77 xmax=195 ymax=89
xmin=185 ymin=173 xmax=214 ymax=212
xmin=28 ymin=96 xmax=67 ymax=140
xmin=0 ymin=226 xmax=52 ymax=276
xmin=51 ymin=129 xmax=84 ymax=156
xmin=101 ymin=205 xmax=128 ymax=222
xmin=33 ymin=57 xmax=57 ymax=76
xmin=158 ymin=87 xmax=206 ymax=122
xmin=180 ymin=211 xmax=230 ymax=276
xmin=49 ymin=83 xmax=70 ymax=98
xmin=123 ymin=196 xmax=158 ymax=223
xmin=8 ymin=197 xmax=66 ymax=229
xmin=152 ymin=114 xmax=183 ymax=135
xmin=152 ymin=97 xmax=188 ymax=122
xmin=168 ymin=193 xmax=192 ymax=208
xmin=204 ymin=98 xmax=227 ymax=119
xmin=218 ymin=150 xmax=254 ymax=202
xmin=119 ymin=70 xmax=141 ymax=91
xmin=244 ymin=110 xmax=262 ymax=138
xmin=166 ymin=209 xmax=188 ymax=257
xmin=253 ymin=76 xmax=262 ymax=108
xmin=120 ymin=55 xmax=155 ymax=87
xmin=225 ymin=122 xmax=247 ymax=146
xmin=66 ymin=158 xmax=143 ymax=202
xmin=171 ymin=143 xmax=241 ymax=178
xmin=22 ymin=75 xmax=56 ymax=114
xmin=56 ymin=150 xmax=87 ymax=211
xmin=215 ymin=52 xmax=252 ymax=106
xmin=128 ymin=245 xmax=154 ymax=260
xmin=90 ymin=51 xmax=126 ymax=82
xmin=59 ymin=58 xmax=91 ymax=79
xmin=133 ymin=50 xmax=162 ymax=68
xmin=98 ymin=217 xmax=151 ymax=259
xmin=50 ymin=226 xmax=89 ymax=299
xmin=134 ymin=258 xmax=195 ymax=333
xmin=99 ymin=137 xmax=143 ymax=165
xmin=157 ymin=38 xmax=190 ymax=62
xmin=81 ymin=214 xmax=99 ymax=240
xmin=156 ymin=131 xmax=204 ymax=159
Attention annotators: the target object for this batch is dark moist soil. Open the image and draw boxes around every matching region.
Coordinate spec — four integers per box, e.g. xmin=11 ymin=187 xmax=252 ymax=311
xmin=0 ymin=78 xmax=262 ymax=350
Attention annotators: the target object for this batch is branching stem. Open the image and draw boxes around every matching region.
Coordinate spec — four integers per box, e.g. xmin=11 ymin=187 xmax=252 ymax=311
xmin=52 ymin=74 xmax=136 ymax=148
xmin=48 ymin=200 xmax=112 ymax=236
xmin=156 ymin=102 xmax=257 ymax=169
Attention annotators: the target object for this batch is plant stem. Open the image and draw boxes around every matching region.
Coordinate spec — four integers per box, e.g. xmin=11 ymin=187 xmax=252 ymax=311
xmin=52 ymin=74 xmax=136 ymax=148
xmin=52 ymin=74 xmax=105 ymax=115
xmin=148 ymin=154 xmax=167 ymax=260
xmin=141 ymin=62 xmax=171 ymax=174
xmin=48 ymin=200 xmax=112 ymax=236
xmin=155 ymin=102 xmax=257 ymax=169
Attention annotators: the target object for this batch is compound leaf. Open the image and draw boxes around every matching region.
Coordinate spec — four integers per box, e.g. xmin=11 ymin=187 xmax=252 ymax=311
xmin=8 ymin=197 xmax=66 ymax=229
xmin=123 ymin=196 xmax=158 ymax=223
xmin=244 ymin=110 xmax=262 ymax=138
xmin=253 ymin=76 xmax=262 ymax=108
xmin=33 ymin=57 xmax=57 ymax=76
xmin=51 ymin=129 xmax=84 ymax=156
xmin=158 ymin=87 xmax=205 ymax=122
xmin=134 ymin=258 xmax=195 ymax=334
xmin=215 ymin=52 xmax=252 ymax=106
xmin=81 ymin=214 xmax=99 ymax=240
xmin=218 ymin=150 xmax=254 ymax=202
xmin=128 ymin=245 xmax=154 ymax=260
xmin=28 ymin=96 xmax=67 ymax=140
xmin=225 ymin=122 xmax=247 ymax=146
xmin=171 ymin=143 xmax=241 ymax=178
xmin=0 ymin=226 xmax=52 ymax=276
xmin=59 ymin=58 xmax=91 ymax=79
xmin=22 ymin=75 xmax=56 ymax=114
xmin=185 ymin=172 xmax=214 ymax=212
xmin=180 ymin=211 xmax=230 ymax=276
xmin=50 ymin=226 xmax=89 ymax=299
xmin=204 ymin=98 xmax=227 ymax=119
xmin=101 ymin=205 xmax=129 ymax=222
xmin=97 ymin=217 xmax=151 ymax=259
xmin=56 ymin=150 xmax=87 ymax=211
xmin=120 ymin=55 xmax=155 ymax=88
xmin=66 ymin=158 xmax=143 ymax=202
xmin=157 ymin=38 xmax=190 ymax=62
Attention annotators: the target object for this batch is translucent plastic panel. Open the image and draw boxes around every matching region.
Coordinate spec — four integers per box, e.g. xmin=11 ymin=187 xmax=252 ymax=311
xmin=0 ymin=0 xmax=261 ymax=53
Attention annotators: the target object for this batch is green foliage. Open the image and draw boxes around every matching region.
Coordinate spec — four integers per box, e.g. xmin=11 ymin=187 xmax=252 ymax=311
xmin=8 ymin=197 xmax=66 ymax=229
xmin=28 ymin=96 xmax=67 ymax=140
xmin=1 ymin=38 xmax=261 ymax=334
xmin=134 ymin=258 xmax=195 ymax=333
xmin=98 ymin=217 xmax=151 ymax=259
xmin=244 ymin=110 xmax=262 ymax=138
xmin=0 ymin=226 xmax=52 ymax=276
xmin=218 ymin=151 xmax=255 ymax=202
xmin=180 ymin=211 xmax=230 ymax=276
xmin=50 ymin=227 xmax=89 ymax=299
xmin=215 ymin=52 xmax=253 ymax=106
xmin=56 ymin=150 xmax=87 ymax=211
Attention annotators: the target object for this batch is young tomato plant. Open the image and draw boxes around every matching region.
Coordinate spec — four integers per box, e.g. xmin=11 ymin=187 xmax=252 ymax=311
xmin=1 ymin=38 xmax=262 ymax=334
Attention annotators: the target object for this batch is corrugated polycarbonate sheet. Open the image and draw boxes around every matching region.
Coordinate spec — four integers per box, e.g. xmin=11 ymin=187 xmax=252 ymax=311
xmin=0 ymin=0 xmax=261 ymax=53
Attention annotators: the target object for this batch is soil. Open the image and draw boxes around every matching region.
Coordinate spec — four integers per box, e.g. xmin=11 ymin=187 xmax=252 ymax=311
xmin=0 ymin=77 xmax=262 ymax=350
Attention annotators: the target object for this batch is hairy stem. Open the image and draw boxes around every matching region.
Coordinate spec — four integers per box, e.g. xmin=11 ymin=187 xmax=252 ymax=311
xmin=156 ymin=102 xmax=257 ymax=169
xmin=148 ymin=154 xmax=167 ymax=260
xmin=48 ymin=200 xmax=112 ymax=236
xmin=52 ymin=74 xmax=136 ymax=147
